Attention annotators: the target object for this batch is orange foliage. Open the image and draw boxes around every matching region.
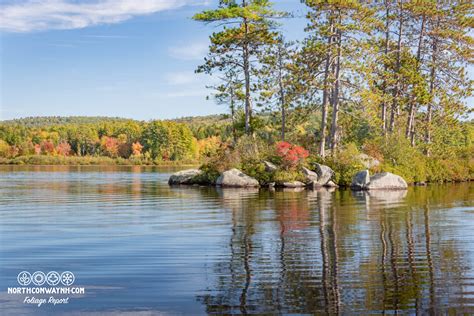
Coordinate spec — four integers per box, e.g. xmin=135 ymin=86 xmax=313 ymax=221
xmin=131 ymin=142 xmax=143 ymax=156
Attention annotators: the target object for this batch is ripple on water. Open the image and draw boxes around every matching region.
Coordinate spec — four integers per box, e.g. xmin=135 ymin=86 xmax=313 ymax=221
xmin=0 ymin=166 xmax=473 ymax=315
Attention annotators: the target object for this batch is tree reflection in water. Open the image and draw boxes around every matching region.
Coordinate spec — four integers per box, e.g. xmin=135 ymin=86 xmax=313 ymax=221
xmin=197 ymin=184 xmax=473 ymax=314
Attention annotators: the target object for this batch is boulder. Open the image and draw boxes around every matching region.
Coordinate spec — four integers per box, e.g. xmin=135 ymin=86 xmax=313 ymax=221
xmin=314 ymin=164 xmax=335 ymax=186
xmin=302 ymin=167 xmax=319 ymax=184
xmin=216 ymin=169 xmax=259 ymax=187
xmin=351 ymin=170 xmax=370 ymax=190
xmin=264 ymin=161 xmax=278 ymax=173
xmin=282 ymin=181 xmax=306 ymax=188
xmin=168 ymin=169 xmax=202 ymax=185
xmin=356 ymin=153 xmax=380 ymax=169
xmin=366 ymin=172 xmax=408 ymax=190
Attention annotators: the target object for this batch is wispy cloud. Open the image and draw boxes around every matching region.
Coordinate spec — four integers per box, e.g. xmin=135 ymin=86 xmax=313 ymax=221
xmin=165 ymin=71 xmax=199 ymax=85
xmin=82 ymin=35 xmax=130 ymax=39
xmin=0 ymin=0 xmax=202 ymax=33
xmin=165 ymin=89 xmax=208 ymax=98
xmin=168 ymin=41 xmax=208 ymax=61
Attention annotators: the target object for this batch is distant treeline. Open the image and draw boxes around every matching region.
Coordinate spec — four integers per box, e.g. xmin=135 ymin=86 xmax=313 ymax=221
xmin=0 ymin=116 xmax=233 ymax=164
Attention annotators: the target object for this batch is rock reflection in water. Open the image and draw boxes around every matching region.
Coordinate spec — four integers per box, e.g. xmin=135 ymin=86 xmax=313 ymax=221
xmin=198 ymin=185 xmax=473 ymax=314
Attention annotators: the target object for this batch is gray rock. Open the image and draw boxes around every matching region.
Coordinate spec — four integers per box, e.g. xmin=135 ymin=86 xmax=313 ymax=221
xmin=168 ymin=169 xmax=202 ymax=185
xmin=356 ymin=153 xmax=380 ymax=169
xmin=216 ymin=168 xmax=259 ymax=187
xmin=351 ymin=170 xmax=370 ymax=190
xmin=314 ymin=164 xmax=335 ymax=186
xmin=264 ymin=161 xmax=278 ymax=173
xmin=302 ymin=167 xmax=319 ymax=183
xmin=366 ymin=172 xmax=408 ymax=190
xmin=282 ymin=181 xmax=306 ymax=188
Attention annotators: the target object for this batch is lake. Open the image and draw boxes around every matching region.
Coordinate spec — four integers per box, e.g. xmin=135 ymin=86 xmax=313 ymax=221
xmin=0 ymin=166 xmax=473 ymax=315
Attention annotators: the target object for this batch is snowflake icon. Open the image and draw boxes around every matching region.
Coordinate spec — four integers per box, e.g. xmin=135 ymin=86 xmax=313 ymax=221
xmin=17 ymin=271 xmax=31 ymax=286
xmin=60 ymin=271 xmax=75 ymax=286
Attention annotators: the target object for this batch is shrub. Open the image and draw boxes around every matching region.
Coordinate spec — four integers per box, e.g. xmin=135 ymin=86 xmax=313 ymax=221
xmin=375 ymin=136 xmax=427 ymax=183
xmin=273 ymin=169 xmax=305 ymax=183
xmin=194 ymin=163 xmax=220 ymax=185
xmin=311 ymin=143 xmax=364 ymax=186
xmin=275 ymin=141 xmax=309 ymax=170
xmin=240 ymin=159 xmax=274 ymax=185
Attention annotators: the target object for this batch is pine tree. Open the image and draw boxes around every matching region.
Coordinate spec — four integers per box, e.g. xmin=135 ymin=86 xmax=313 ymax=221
xmin=193 ymin=0 xmax=286 ymax=135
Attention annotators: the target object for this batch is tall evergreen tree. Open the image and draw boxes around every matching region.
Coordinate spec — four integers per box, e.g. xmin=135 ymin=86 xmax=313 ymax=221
xmin=193 ymin=0 xmax=286 ymax=135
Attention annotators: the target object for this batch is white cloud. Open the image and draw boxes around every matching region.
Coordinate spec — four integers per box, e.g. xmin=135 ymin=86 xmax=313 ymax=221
xmin=168 ymin=41 xmax=208 ymax=61
xmin=0 ymin=0 xmax=201 ymax=32
xmin=165 ymin=71 xmax=198 ymax=85
xmin=165 ymin=89 xmax=208 ymax=98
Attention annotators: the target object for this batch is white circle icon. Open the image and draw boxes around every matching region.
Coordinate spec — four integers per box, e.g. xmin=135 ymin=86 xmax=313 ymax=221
xmin=17 ymin=271 xmax=32 ymax=286
xmin=61 ymin=271 xmax=75 ymax=286
xmin=46 ymin=271 xmax=61 ymax=286
xmin=32 ymin=271 xmax=46 ymax=286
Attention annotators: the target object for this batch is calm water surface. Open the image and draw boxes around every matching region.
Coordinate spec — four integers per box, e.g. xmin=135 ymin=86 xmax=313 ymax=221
xmin=0 ymin=165 xmax=473 ymax=315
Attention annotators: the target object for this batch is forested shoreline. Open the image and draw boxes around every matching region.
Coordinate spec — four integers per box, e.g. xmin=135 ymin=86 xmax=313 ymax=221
xmin=1 ymin=1 xmax=473 ymax=184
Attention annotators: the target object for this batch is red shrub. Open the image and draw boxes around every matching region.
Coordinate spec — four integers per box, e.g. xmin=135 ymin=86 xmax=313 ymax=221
xmin=275 ymin=141 xmax=309 ymax=169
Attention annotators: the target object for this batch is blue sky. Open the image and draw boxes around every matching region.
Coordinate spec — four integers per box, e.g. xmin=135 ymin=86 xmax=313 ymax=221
xmin=0 ymin=0 xmax=305 ymax=121
xmin=0 ymin=1 xmax=471 ymax=121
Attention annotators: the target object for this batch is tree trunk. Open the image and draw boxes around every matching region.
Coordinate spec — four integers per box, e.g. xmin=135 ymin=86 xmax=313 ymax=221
xmin=230 ymin=87 xmax=237 ymax=143
xmin=319 ymin=16 xmax=334 ymax=158
xmin=381 ymin=1 xmax=390 ymax=135
xmin=389 ymin=1 xmax=403 ymax=133
xmin=425 ymin=36 xmax=438 ymax=156
xmin=242 ymin=0 xmax=251 ymax=135
xmin=278 ymin=47 xmax=286 ymax=141
xmin=329 ymin=16 xmax=342 ymax=153
xmin=406 ymin=15 xmax=425 ymax=145
xmin=280 ymin=91 xmax=286 ymax=141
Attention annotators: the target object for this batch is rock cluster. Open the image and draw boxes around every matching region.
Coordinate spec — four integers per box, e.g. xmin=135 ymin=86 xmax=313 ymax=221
xmin=169 ymin=164 xmax=407 ymax=191
xmin=168 ymin=163 xmax=337 ymax=189
xmin=351 ymin=170 xmax=407 ymax=190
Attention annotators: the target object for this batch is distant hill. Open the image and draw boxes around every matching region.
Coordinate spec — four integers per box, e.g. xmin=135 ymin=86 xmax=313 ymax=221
xmin=1 ymin=116 xmax=138 ymax=127
xmin=1 ymin=114 xmax=231 ymax=128
xmin=170 ymin=114 xmax=231 ymax=125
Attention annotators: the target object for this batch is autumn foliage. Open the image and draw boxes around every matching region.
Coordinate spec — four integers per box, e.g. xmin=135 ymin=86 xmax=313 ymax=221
xmin=131 ymin=142 xmax=143 ymax=156
xmin=275 ymin=141 xmax=309 ymax=169
xmin=56 ymin=142 xmax=71 ymax=156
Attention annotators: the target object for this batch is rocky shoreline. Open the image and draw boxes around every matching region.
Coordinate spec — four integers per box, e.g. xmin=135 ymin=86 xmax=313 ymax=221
xmin=169 ymin=162 xmax=408 ymax=190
